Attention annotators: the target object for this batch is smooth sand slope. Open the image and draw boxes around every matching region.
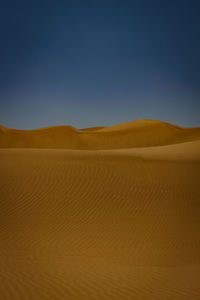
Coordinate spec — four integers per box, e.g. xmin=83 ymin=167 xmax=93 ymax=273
xmin=0 ymin=120 xmax=200 ymax=299
xmin=1 ymin=119 xmax=200 ymax=149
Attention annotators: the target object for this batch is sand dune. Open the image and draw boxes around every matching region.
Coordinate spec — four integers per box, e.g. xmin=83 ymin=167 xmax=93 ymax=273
xmin=0 ymin=120 xmax=200 ymax=299
xmin=1 ymin=119 xmax=200 ymax=149
xmin=80 ymin=125 xmax=106 ymax=131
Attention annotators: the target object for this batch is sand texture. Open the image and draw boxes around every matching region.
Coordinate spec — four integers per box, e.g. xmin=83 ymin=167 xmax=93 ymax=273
xmin=0 ymin=119 xmax=200 ymax=299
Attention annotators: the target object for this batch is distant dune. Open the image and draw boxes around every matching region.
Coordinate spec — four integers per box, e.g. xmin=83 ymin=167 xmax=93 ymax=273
xmin=0 ymin=119 xmax=200 ymax=299
xmin=80 ymin=125 xmax=106 ymax=131
xmin=0 ymin=119 xmax=200 ymax=149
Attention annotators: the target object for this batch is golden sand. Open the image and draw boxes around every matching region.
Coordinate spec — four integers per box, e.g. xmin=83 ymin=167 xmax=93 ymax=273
xmin=1 ymin=119 xmax=200 ymax=149
xmin=0 ymin=119 xmax=200 ymax=299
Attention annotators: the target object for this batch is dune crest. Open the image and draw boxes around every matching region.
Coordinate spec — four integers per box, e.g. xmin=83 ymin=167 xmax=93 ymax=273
xmin=0 ymin=119 xmax=200 ymax=149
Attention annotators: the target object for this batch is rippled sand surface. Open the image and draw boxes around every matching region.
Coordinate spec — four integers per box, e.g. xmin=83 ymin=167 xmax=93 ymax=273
xmin=0 ymin=120 xmax=200 ymax=299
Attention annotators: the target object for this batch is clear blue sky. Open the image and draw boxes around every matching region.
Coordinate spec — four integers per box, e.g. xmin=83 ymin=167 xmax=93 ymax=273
xmin=0 ymin=0 xmax=199 ymax=129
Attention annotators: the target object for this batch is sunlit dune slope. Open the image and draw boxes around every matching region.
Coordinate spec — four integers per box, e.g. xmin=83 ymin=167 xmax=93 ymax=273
xmin=0 ymin=119 xmax=200 ymax=149
xmin=0 ymin=140 xmax=200 ymax=299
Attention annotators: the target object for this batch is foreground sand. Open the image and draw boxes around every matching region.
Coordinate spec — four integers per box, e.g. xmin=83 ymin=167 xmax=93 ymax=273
xmin=0 ymin=120 xmax=200 ymax=299
xmin=0 ymin=142 xmax=200 ymax=299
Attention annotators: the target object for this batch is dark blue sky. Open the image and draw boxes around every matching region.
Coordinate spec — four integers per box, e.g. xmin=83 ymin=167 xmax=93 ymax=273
xmin=0 ymin=0 xmax=200 ymax=129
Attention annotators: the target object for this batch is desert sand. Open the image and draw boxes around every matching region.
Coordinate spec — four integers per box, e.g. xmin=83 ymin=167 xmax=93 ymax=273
xmin=0 ymin=119 xmax=200 ymax=299
xmin=1 ymin=119 xmax=200 ymax=149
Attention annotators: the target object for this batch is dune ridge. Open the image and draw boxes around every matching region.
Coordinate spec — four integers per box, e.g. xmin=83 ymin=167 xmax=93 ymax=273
xmin=0 ymin=119 xmax=200 ymax=149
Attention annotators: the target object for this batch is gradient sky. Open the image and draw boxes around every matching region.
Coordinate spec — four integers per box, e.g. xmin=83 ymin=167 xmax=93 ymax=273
xmin=0 ymin=0 xmax=200 ymax=129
